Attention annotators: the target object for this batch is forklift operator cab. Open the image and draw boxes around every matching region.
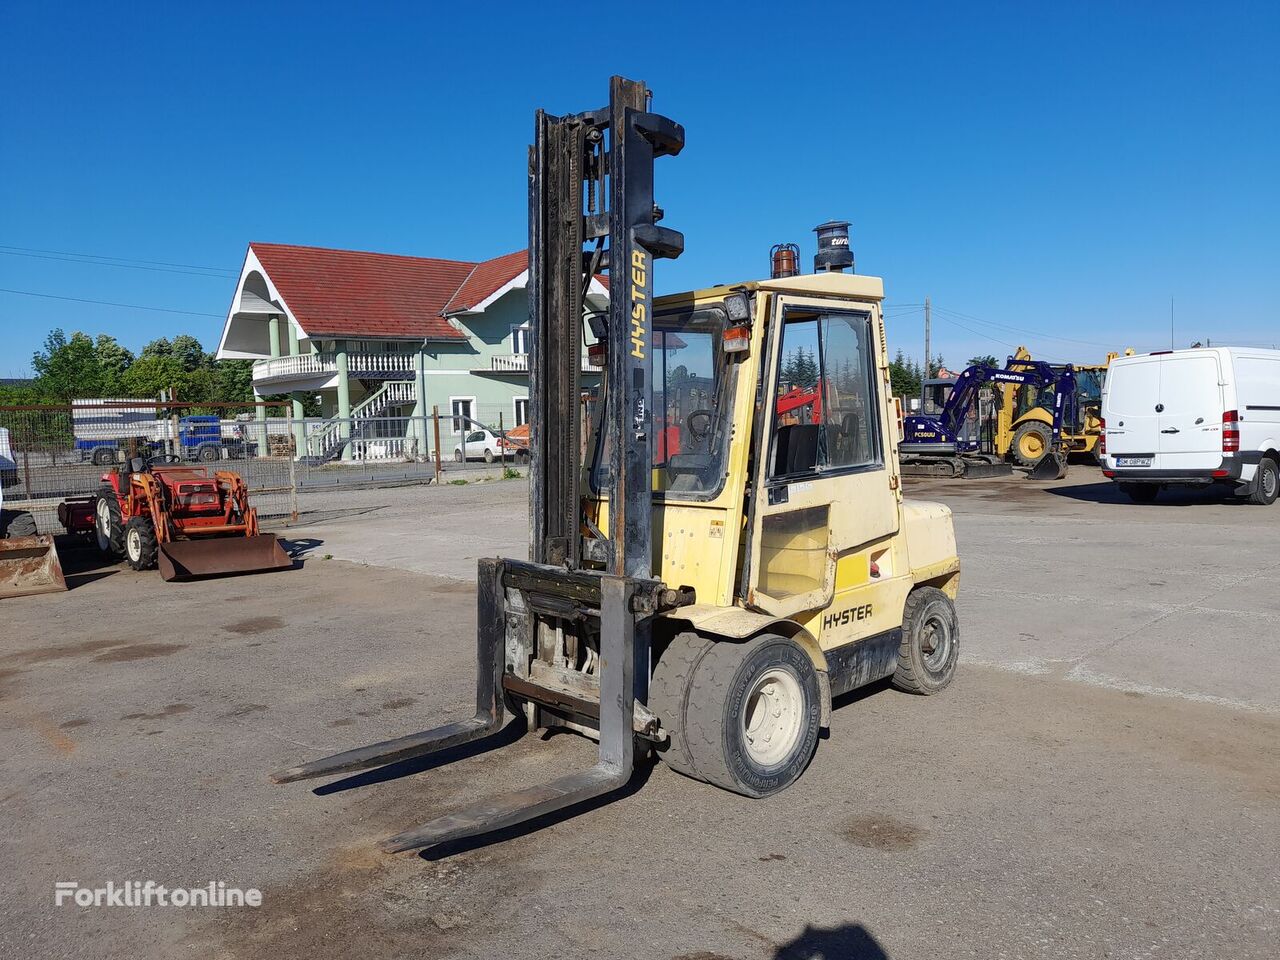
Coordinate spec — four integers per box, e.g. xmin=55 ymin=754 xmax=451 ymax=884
xmin=583 ymin=270 xmax=960 ymax=707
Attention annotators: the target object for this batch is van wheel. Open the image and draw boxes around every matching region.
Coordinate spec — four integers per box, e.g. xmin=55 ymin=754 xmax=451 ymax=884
xmin=893 ymin=587 xmax=959 ymax=695
xmin=674 ymin=634 xmax=821 ymax=798
xmin=1120 ymin=483 xmax=1159 ymax=504
xmin=124 ymin=516 xmax=158 ymax=571
xmin=1249 ymin=457 xmax=1279 ymax=506
xmin=1011 ymin=423 xmax=1052 ymax=467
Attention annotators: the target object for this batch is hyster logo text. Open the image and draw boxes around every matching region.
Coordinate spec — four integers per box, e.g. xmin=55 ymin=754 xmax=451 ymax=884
xmin=823 ymin=604 xmax=873 ymax=630
xmin=630 ymin=249 xmax=647 ymax=359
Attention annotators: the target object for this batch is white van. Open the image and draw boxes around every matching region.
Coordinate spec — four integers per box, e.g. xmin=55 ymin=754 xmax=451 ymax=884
xmin=1101 ymin=347 xmax=1280 ymax=504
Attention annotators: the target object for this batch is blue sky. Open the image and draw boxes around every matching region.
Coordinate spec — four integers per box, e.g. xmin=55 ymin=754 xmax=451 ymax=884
xmin=2 ymin=1 xmax=1276 ymax=377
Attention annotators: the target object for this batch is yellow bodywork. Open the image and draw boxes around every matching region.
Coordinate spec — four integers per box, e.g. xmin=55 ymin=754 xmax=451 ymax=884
xmin=587 ymin=272 xmax=960 ymax=677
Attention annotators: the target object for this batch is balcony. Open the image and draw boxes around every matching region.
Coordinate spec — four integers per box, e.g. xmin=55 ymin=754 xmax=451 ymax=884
xmin=253 ymin=351 xmax=417 ymax=386
xmin=484 ymin=354 xmax=596 ymax=374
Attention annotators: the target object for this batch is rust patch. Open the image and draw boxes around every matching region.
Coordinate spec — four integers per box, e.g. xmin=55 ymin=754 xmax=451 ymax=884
xmin=122 ymin=703 xmax=193 ymax=721
xmin=92 ymin=643 xmax=185 ymax=663
xmin=381 ymin=697 xmax=416 ymax=711
xmin=222 ymin=616 xmax=285 ymax=636
xmin=839 ymin=813 xmax=924 ymax=851
xmin=221 ymin=704 xmax=269 ymax=718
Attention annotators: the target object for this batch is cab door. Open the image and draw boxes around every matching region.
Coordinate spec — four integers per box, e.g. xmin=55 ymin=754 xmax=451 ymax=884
xmin=745 ymin=296 xmax=898 ymax=619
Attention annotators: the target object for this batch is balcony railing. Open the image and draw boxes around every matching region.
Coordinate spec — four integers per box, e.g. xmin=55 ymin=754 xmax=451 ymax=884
xmin=487 ymin=354 xmax=595 ymax=374
xmin=253 ymin=351 xmax=417 ymax=384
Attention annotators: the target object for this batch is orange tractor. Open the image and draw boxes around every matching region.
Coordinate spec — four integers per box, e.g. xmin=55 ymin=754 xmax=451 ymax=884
xmin=63 ymin=456 xmax=292 ymax=581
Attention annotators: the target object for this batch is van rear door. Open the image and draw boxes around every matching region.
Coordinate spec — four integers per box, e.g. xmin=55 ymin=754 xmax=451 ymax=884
xmin=1155 ymin=353 xmax=1224 ymax=470
xmin=1104 ymin=356 xmax=1162 ymax=458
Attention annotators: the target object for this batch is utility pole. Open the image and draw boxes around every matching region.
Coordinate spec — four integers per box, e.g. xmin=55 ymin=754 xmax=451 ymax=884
xmin=922 ymin=296 xmax=931 ymax=401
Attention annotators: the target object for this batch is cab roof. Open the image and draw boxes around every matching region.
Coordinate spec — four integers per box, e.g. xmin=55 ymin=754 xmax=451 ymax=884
xmin=656 ymin=271 xmax=885 ymax=308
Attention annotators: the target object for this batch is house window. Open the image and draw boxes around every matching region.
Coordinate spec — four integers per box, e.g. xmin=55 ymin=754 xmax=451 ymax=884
xmin=512 ymin=325 xmax=530 ymax=356
xmin=450 ymin=397 xmax=475 ymax=435
xmin=514 ymin=397 xmax=529 ymax=427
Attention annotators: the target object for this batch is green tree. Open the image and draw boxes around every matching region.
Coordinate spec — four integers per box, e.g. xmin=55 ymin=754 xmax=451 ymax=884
xmin=94 ymin=335 xmax=135 ymax=393
xmin=967 ymin=353 xmax=999 ymax=369
xmin=889 ymin=349 xmax=921 ymax=398
xmin=32 ymin=329 xmax=105 ymax=399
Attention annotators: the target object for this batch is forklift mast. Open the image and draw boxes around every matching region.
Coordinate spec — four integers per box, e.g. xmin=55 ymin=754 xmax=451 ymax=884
xmin=528 ymin=75 xmax=684 ymax=576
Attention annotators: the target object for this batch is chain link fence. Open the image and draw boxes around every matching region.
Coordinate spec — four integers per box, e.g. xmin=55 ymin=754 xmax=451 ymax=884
xmin=0 ymin=398 xmax=573 ymax=535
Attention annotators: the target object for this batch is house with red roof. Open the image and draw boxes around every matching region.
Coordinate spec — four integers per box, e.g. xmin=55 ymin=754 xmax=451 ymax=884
xmin=216 ymin=242 xmax=606 ymax=461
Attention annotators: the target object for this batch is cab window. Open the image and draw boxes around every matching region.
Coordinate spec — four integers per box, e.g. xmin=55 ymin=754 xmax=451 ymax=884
xmin=769 ymin=311 xmax=881 ymax=479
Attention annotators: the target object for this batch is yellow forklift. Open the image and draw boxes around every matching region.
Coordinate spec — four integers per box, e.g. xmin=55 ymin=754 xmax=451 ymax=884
xmin=273 ymin=77 xmax=962 ymax=853
xmin=996 ymin=346 xmax=1130 ymax=465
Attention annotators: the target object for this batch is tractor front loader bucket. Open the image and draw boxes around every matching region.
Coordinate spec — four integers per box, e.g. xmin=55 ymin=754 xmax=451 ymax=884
xmin=1027 ymin=451 xmax=1069 ymax=481
xmin=271 ymin=558 xmax=643 ymax=855
xmin=0 ymin=535 xmax=68 ymax=599
xmin=158 ymin=533 xmax=292 ymax=582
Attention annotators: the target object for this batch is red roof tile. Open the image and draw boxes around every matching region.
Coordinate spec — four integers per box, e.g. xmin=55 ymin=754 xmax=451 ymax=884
xmin=251 ymin=242 xmax=475 ymax=340
xmin=442 ymin=249 xmax=528 ymax=316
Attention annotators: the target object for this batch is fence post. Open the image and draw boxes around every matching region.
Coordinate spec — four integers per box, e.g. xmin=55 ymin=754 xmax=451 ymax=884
xmin=432 ymin=406 xmax=443 ymax=485
xmin=286 ymin=405 xmax=299 ymax=522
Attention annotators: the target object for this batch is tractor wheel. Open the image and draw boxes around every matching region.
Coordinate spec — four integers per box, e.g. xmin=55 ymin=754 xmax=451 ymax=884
xmin=124 ymin=516 xmax=158 ymax=571
xmin=893 ymin=586 xmax=960 ymax=695
xmin=483 ymin=448 xmax=495 ymax=463
xmin=0 ymin=509 xmax=38 ymax=539
xmin=1248 ymin=457 xmax=1279 ymax=506
xmin=677 ymin=634 xmax=822 ymax=798
xmin=1011 ymin=422 xmax=1053 ymax=467
xmin=649 ymin=631 xmax=715 ymax=780
xmin=94 ymin=485 xmax=125 ymax=557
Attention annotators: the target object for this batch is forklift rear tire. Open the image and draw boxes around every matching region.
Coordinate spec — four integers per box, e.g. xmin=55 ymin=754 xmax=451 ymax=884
xmin=892 ymin=587 xmax=959 ymax=695
xmin=124 ymin=516 xmax=158 ymax=571
xmin=1120 ymin=483 xmax=1159 ymax=504
xmin=1011 ymin=423 xmax=1053 ymax=467
xmin=95 ymin=486 xmax=125 ymax=557
xmin=669 ymin=633 xmax=822 ymax=798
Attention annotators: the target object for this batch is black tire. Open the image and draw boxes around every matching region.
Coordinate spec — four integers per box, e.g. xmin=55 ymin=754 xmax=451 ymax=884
xmin=893 ymin=587 xmax=960 ymax=695
xmin=483 ymin=448 xmax=495 ymax=464
xmin=1120 ymin=482 xmax=1159 ymax=504
xmin=197 ymin=443 xmax=220 ymax=462
xmin=123 ymin=516 xmax=158 ymax=571
xmin=1248 ymin=457 xmax=1279 ymax=506
xmin=649 ymin=631 xmax=715 ymax=780
xmin=94 ymin=485 xmax=125 ymax=557
xmin=1011 ymin=422 xmax=1053 ymax=467
xmin=91 ymin=447 xmax=116 ymax=467
xmin=678 ymin=634 xmax=822 ymax=798
xmin=0 ymin=509 xmax=38 ymax=538
xmin=453 ymin=448 xmax=464 ymax=463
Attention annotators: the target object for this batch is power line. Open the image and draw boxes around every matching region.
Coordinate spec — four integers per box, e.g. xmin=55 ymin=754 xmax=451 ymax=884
xmin=0 ymin=249 xmax=236 ymax=279
xmin=931 ymin=304 xmax=1124 ymax=350
xmin=0 ymin=243 xmax=236 ymax=275
xmin=0 ymin=287 xmax=224 ymax=318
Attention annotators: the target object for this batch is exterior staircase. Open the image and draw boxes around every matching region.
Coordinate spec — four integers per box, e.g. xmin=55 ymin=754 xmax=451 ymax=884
xmin=303 ymin=381 xmax=416 ymax=463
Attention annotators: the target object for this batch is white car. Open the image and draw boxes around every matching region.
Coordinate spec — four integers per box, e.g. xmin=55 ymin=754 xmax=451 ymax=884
xmin=453 ymin=428 xmax=502 ymax=463
xmin=1101 ymin=346 xmax=1280 ymax=504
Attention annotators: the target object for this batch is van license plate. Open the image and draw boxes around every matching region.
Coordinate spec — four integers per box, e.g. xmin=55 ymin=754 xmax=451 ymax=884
xmin=1117 ymin=457 xmax=1153 ymax=467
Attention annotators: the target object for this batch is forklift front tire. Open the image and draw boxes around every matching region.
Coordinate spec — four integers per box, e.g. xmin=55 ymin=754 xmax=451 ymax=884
xmin=893 ymin=587 xmax=959 ymax=695
xmin=675 ymin=633 xmax=821 ymax=798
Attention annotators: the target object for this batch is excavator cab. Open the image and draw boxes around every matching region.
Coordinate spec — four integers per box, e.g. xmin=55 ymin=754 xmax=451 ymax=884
xmin=274 ymin=77 xmax=962 ymax=855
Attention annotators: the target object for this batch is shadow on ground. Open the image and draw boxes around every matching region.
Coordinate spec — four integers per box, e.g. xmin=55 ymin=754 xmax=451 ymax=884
xmin=772 ymin=923 xmax=889 ymax=959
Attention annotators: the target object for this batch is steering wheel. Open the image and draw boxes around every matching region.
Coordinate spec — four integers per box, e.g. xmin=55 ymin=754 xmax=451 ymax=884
xmin=685 ymin=409 xmax=714 ymax=443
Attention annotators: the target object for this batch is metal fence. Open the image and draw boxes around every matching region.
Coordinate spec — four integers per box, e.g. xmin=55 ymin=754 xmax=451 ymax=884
xmin=0 ymin=399 xmax=560 ymax=535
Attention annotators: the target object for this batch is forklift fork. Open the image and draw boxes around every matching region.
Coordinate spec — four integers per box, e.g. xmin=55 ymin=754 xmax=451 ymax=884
xmin=270 ymin=559 xmax=642 ymax=854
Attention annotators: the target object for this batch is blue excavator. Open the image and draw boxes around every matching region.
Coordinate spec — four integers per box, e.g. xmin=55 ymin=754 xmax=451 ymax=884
xmin=900 ymin=359 xmax=1077 ymax=480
